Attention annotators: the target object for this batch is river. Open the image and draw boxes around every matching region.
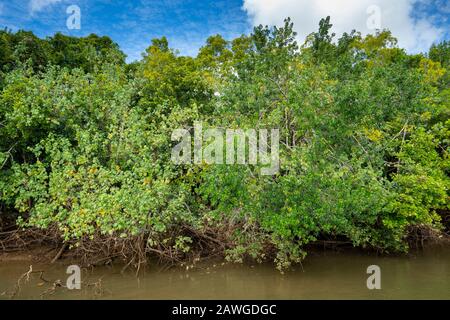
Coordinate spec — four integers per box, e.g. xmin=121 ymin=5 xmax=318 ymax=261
xmin=1 ymin=246 xmax=449 ymax=299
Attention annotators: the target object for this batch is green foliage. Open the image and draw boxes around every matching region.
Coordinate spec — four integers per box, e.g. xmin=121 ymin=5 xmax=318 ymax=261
xmin=0 ymin=29 xmax=125 ymax=88
xmin=0 ymin=18 xmax=448 ymax=269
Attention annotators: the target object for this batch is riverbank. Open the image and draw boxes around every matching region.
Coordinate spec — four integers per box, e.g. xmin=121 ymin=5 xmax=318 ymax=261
xmin=1 ymin=236 xmax=448 ymax=267
xmin=1 ymin=220 xmax=448 ymax=272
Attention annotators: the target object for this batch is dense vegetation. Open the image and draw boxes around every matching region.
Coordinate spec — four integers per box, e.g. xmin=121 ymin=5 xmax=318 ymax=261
xmin=0 ymin=18 xmax=449 ymax=269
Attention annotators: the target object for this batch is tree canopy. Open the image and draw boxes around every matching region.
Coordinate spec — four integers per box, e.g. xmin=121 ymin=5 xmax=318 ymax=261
xmin=0 ymin=17 xmax=449 ymax=269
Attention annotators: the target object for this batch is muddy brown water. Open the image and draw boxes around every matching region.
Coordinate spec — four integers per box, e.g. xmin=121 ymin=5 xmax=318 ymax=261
xmin=0 ymin=246 xmax=449 ymax=300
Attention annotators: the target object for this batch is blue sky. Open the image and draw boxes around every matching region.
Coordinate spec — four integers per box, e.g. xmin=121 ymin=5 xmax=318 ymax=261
xmin=0 ymin=0 xmax=448 ymax=62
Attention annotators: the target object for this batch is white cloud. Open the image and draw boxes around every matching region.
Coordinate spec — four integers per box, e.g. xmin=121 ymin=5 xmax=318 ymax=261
xmin=29 ymin=0 xmax=62 ymax=14
xmin=243 ymin=0 xmax=444 ymax=53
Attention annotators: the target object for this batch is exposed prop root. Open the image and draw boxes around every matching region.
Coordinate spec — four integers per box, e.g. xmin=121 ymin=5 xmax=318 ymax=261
xmin=1 ymin=265 xmax=109 ymax=299
xmin=407 ymin=224 xmax=447 ymax=248
xmin=0 ymin=226 xmax=61 ymax=254
xmin=1 ymin=265 xmax=50 ymax=299
xmin=1 ymin=220 xmax=448 ymax=274
xmin=51 ymin=243 xmax=68 ymax=264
